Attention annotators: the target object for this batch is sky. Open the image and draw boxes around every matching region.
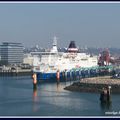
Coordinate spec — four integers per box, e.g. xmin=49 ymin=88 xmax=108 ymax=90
xmin=0 ymin=2 xmax=120 ymax=48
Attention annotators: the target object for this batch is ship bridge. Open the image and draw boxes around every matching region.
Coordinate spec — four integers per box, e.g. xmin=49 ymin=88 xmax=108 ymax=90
xmin=50 ymin=36 xmax=58 ymax=53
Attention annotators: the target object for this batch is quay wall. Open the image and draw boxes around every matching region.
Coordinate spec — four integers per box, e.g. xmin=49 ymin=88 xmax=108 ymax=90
xmin=0 ymin=69 xmax=32 ymax=76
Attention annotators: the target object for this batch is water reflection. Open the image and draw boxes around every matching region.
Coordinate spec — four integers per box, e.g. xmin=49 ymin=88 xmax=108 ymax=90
xmin=100 ymin=101 xmax=112 ymax=111
xmin=33 ymin=88 xmax=37 ymax=101
xmin=56 ymin=82 xmax=62 ymax=94
xmin=32 ymin=87 xmax=38 ymax=112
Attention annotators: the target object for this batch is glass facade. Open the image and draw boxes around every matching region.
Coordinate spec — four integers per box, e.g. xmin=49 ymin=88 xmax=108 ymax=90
xmin=1 ymin=42 xmax=23 ymax=65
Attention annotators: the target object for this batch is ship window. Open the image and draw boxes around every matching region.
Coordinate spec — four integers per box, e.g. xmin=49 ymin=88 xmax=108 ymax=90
xmin=81 ymin=59 xmax=87 ymax=61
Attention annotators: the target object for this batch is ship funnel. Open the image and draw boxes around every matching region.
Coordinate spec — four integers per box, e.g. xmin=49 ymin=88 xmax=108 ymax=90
xmin=67 ymin=41 xmax=78 ymax=53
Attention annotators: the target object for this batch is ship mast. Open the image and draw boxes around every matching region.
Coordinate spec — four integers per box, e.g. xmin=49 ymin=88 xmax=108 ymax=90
xmin=53 ymin=36 xmax=57 ymax=47
xmin=48 ymin=36 xmax=58 ymax=65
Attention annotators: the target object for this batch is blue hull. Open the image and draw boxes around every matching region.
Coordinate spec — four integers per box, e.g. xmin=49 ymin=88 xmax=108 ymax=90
xmin=36 ymin=71 xmax=89 ymax=82
xmin=36 ymin=72 xmax=59 ymax=82
xmin=34 ymin=66 xmax=114 ymax=82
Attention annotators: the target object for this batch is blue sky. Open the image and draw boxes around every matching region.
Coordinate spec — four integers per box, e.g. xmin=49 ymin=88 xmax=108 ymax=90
xmin=0 ymin=2 xmax=120 ymax=48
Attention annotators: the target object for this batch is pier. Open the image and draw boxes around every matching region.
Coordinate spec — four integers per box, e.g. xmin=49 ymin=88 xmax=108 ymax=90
xmin=0 ymin=69 xmax=32 ymax=76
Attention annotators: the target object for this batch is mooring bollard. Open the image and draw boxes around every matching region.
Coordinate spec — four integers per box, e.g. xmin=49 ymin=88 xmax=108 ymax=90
xmin=100 ymin=86 xmax=111 ymax=103
xmin=32 ymin=73 xmax=37 ymax=89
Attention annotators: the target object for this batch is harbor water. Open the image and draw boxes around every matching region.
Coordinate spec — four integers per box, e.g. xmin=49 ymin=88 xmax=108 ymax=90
xmin=0 ymin=76 xmax=120 ymax=117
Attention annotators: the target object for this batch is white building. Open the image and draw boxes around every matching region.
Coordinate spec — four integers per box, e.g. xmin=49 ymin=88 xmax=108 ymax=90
xmin=23 ymin=53 xmax=34 ymax=66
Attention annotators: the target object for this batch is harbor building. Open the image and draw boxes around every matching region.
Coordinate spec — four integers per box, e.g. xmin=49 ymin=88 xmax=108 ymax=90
xmin=0 ymin=42 xmax=23 ymax=65
xmin=23 ymin=53 xmax=34 ymax=66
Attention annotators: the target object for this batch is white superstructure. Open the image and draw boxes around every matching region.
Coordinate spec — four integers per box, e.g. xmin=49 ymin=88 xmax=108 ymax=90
xmin=32 ymin=37 xmax=98 ymax=73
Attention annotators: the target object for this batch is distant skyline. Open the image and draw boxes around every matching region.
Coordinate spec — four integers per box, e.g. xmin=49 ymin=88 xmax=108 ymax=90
xmin=0 ymin=2 xmax=120 ymax=48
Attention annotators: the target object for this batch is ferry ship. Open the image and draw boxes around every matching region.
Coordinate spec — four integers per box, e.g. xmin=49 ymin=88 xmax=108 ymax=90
xmin=32 ymin=37 xmax=98 ymax=82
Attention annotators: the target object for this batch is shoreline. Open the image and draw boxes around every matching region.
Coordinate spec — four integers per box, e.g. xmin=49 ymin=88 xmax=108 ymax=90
xmin=64 ymin=76 xmax=120 ymax=94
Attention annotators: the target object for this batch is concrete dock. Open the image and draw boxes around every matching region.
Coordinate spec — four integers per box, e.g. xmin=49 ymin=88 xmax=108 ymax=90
xmin=64 ymin=76 xmax=120 ymax=94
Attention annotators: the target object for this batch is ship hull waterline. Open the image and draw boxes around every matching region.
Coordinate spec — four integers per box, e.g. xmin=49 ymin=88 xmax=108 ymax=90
xmin=35 ymin=70 xmax=102 ymax=83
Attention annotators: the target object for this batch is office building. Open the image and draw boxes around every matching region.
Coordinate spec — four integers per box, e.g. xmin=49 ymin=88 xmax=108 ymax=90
xmin=0 ymin=42 xmax=23 ymax=65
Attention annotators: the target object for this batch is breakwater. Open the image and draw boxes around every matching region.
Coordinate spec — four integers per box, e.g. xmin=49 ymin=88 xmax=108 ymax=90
xmin=64 ymin=76 xmax=120 ymax=94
